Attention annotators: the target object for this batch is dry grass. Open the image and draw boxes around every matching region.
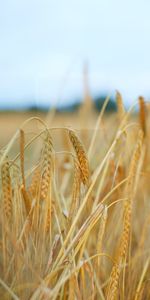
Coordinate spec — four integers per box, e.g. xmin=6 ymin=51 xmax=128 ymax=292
xmin=0 ymin=93 xmax=150 ymax=299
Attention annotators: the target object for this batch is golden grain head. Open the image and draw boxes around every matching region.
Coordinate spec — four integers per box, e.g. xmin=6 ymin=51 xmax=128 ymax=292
xmin=1 ymin=160 xmax=12 ymax=219
xmin=138 ymin=96 xmax=146 ymax=136
xmin=116 ymin=90 xmax=125 ymax=121
xmin=40 ymin=133 xmax=53 ymax=200
xmin=68 ymin=129 xmax=90 ymax=185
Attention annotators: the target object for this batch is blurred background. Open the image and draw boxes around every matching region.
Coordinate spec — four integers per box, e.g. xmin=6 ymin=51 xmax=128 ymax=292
xmin=0 ymin=0 xmax=150 ymax=143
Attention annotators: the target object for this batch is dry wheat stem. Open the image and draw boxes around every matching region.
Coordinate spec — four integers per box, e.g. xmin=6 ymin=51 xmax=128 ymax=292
xmin=88 ymin=95 xmax=110 ymax=159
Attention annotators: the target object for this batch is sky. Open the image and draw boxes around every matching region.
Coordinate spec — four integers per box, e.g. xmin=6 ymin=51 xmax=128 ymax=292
xmin=0 ymin=0 xmax=150 ymax=109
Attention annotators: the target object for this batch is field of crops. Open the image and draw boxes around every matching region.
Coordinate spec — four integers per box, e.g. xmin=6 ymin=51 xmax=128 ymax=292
xmin=0 ymin=93 xmax=150 ymax=299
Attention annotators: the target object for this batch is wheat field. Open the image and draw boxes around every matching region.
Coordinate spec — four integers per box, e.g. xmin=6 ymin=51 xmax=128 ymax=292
xmin=0 ymin=93 xmax=150 ymax=299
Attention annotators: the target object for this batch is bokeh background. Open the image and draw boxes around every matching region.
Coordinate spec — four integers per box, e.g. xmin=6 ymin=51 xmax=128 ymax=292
xmin=1 ymin=0 xmax=150 ymax=110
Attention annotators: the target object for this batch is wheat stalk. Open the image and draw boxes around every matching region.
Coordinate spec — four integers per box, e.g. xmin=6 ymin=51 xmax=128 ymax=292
xmin=96 ymin=205 xmax=108 ymax=269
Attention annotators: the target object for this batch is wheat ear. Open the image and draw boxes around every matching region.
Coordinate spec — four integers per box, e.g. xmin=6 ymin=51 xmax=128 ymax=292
xmin=116 ymin=90 xmax=125 ymax=122
xmin=20 ymin=129 xmax=26 ymax=187
xmin=68 ymin=159 xmax=81 ymax=225
xmin=68 ymin=129 xmax=90 ymax=186
xmin=127 ymin=130 xmax=143 ymax=194
xmin=28 ymin=165 xmax=41 ymax=198
xmin=45 ymin=184 xmax=52 ymax=233
xmin=40 ymin=133 xmax=53 ymax=201
xmin=138 ymin=96 xmax=146 ymax=136
xmin=21 ymin=185 xmax=31 ymax=215
xmin=106 ymin=262 xmax=120 ymax=300
xmin=1 ymin=160 xmax=12 ymax=220
xmin=118 ymin=200 xmax=131 ymax=262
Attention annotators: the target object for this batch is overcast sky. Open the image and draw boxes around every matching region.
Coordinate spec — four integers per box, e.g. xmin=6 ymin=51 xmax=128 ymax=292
xmin=0 ymin=0 xmax=150 ymax=108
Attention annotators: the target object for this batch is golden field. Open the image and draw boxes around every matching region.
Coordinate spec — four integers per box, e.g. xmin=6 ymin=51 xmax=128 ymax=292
xmin=0 ymin=94 xmax=150 ymax=299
